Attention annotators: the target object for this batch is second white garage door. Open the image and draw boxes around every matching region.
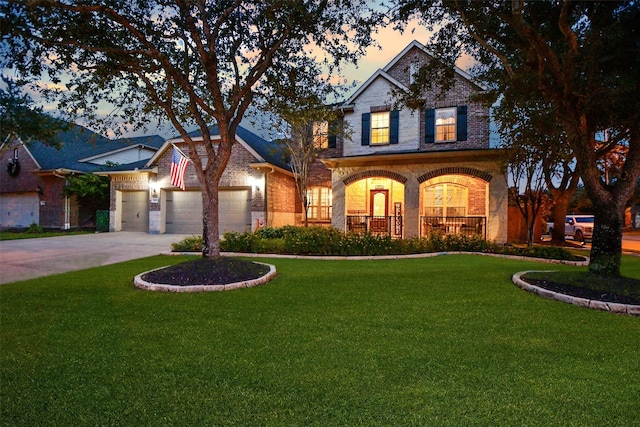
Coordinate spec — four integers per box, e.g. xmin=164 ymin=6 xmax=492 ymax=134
xmin=165 ymin=189 xmax=251 ymax=235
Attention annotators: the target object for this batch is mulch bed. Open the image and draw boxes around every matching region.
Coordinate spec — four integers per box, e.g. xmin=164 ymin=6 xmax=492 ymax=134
xmin=142 ymin=257 xmax=270 ymax=286
xmin=522 ymin=276 xmax=640 ymax=305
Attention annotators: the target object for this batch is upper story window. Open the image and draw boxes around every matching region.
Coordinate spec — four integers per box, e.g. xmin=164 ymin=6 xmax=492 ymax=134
xmin=425 ymin=106 xmax=468 ymax=144
xmin=409 ymin=62 xmax=419 ymax=85
xmin=371 ymin=112 xmax=390 ymax=145
xmin=361 ymin=110 xmax=400 ymax=146
xmin=313 ymin=121 xmax=329 ymax=149
xmin=435 ymin=107 xmax=457 ymax=142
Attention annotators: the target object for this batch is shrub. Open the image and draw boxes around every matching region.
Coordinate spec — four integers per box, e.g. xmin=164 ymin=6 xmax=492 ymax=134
xmin=171 ymin=235 xmax=202 ymax=252
xmin=220 ymin=232 xmax=254 ymax=253
xmin=173 ymin=226 xmax=582 ymax=261
xmin=26 ymin=223 xmax=44 ymax=234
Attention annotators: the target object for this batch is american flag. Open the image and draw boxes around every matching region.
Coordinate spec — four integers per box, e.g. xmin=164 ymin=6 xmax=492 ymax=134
xmin=170 ymin=146 xmax=190 ymax=190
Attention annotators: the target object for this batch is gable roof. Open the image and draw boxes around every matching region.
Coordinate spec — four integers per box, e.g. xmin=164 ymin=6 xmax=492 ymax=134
xmin=342 ymin=69 xmax=409 ymax=106
xmin=382 ymin=40 xmax=478 ymax=85
xmin=147 ymin=125 xmax=290 ymax=171
xmin=27 ymin=124 xmax=165 ymax=173
xmin=341 ymin=40 xmax=483 ymax=109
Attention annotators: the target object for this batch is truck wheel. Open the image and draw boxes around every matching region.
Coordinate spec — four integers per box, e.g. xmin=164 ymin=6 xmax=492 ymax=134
xmin=574 ymin=230 xmax=584 ymax=243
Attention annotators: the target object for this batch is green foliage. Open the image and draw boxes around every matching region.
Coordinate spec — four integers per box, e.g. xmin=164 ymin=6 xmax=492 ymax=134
xmin=63 ymin=174 xmax=109 ymax=199
xmin=500 ymin=244 xmax=582 ymax=261
xmin=170 ymin=235 xmax=203 ymax=253
xmin=203 ymin=226 xmax=584 ymax=260
xmin=26 ymin=223 xmax=44 ymax=234
xmin=0 ymin=76 xmax=69 ymax=148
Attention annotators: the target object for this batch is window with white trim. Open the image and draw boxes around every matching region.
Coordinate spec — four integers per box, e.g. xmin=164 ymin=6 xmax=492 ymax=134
xmin=306 ymin=186 xmax=332 ymax=221
xmin=435 ymin=107 xmax=457 ymax=142
xmin=370 ymin=112 xmax=390 ymax=145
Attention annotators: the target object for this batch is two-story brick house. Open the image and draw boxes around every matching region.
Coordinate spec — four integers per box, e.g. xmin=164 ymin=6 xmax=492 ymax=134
xmin=321 ymin=41 xmax=508 ymax=242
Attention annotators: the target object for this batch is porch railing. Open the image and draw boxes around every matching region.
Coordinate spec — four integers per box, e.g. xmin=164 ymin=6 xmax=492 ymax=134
xmin=420 ymin=216 xmax=486 ymax=239
xmin=346 ymin=215 xmax=403 ymax=237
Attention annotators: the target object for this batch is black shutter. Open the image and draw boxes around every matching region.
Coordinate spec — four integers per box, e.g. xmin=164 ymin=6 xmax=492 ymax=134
xmin=389 ymin=110 xmax=399 ymax=144
xmin=425 ymin=109 xmax=435 ymax=143
xmin=328 ymin=120 xmax=337 ymax=148
xmin=361 ymin=113 xmax=371 ymax=146
xmin=457 ymin=106 xmax=468 ymax=141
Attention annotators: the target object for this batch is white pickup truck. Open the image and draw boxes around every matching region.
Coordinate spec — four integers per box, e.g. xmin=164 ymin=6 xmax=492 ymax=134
xmin=547 ymin=215 xmax=594 ymax=242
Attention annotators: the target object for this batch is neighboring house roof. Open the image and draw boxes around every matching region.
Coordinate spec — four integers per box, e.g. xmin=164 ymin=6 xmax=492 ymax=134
xmin=27 ymin=123 xmax=164 ymax=174
xmin=147 ymin=125 xmax=290 ymax=171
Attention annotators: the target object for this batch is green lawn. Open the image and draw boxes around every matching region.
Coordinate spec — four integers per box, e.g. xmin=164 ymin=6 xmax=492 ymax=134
xmin=2 ymin=255 xmax=639 ymax=426
xmin=0 ymin=230 xmax=92 ymax=240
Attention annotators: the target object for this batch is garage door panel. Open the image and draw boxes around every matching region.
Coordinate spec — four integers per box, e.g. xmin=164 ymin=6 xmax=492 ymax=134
xmin=121 ymin=191 xmax=149 ymax=232
xmin=166 ymin=189 xmax=250 ymax=235
xmin=0 ymin=194 xmax=39 ymax=228
xmin=166 ymin=191 xmax=202 ymax=234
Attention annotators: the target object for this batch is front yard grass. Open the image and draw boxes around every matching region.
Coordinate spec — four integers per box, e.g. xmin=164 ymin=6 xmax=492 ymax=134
xmin=0 ymin=230 xmax=92 ymax=240
xmin=1 ymin=254 xmax=639 ymax=426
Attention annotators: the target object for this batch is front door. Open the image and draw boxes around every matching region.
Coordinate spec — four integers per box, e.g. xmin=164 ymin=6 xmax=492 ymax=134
xmin=369 ymin=189 xmax=388 ymax=233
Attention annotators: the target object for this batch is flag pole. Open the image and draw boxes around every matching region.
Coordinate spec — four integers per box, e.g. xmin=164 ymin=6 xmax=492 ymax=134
xmin=171 ymin=143 xmax=191 ymax=160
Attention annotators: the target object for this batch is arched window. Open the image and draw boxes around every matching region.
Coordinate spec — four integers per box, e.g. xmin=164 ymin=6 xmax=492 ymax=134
xmin=424 ymin=184 xmax=467 ymax=217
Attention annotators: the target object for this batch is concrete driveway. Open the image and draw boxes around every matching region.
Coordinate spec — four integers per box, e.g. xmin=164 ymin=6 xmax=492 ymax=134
xmin=0 ymin=232 xmax=189 ymax=285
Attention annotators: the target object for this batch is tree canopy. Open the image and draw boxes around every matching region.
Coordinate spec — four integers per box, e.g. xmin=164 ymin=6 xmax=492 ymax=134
xmin=2 ymin=0 xmax=378 ymax=256
xmin=0 ymin=76 xmax=68 ymax=151
xmin=396 ymin=0 xmax=640 ymax=275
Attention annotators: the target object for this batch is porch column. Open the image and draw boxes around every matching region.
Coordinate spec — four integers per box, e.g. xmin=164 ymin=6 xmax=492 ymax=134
xmin=404 ymin=177 xmax=420 ymax=238
xmin=332 ymin=177 xmax=346 ymax=232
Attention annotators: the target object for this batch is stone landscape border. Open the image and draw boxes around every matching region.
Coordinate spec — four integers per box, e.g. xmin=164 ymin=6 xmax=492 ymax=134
xmin=134 ymin=262 xmax=276 ymax=292
xmin=168 ymin=250 xmax=589 ymax=266
xmin=512 ymin=270 xmax=640 ymax=316
xmin=155 ymin=251 xmax=639 ymax=314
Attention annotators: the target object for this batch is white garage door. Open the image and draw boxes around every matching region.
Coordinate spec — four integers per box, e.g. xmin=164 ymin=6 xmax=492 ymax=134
xmin=166 ymin=189 xmax=251 ymax=235
xmin=121 ymin=191 xmax=149 ymax=232
xmin=0 ymin=193 xmax=39 ymax=228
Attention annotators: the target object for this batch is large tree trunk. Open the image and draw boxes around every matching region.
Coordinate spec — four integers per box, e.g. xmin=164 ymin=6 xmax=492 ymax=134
xmin=589 ymin=201 xmax=625 ymax=276
xmin=550 ymin=195 xmax=569 ymax=244
xmin=202 ymin=180 xmax=221 ymax=258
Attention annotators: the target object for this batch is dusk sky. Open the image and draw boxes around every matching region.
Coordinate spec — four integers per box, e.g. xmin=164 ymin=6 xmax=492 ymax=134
xmin=22 ymin=18 xmax=475 ymax=141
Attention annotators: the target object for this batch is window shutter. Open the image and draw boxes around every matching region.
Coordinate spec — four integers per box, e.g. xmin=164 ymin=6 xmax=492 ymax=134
xmin=361 ymin=113 xmax=370 ymax=146
xmin=456 ymin=105 xmax=468 ymax=141
xmin=425 ymin=109 xmax=435 ymax=143
xmin=389 ymin=110 xmax=399 ymax=144
xmin=328 ymin=120 xmax=337 ymax=148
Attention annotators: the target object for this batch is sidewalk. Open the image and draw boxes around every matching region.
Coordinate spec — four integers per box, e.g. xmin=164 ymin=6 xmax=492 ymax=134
xmin=0 ymin=232 xmax=188 ymax=285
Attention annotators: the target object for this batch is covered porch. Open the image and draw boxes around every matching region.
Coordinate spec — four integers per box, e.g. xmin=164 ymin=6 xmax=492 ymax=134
xmin=322 ymin=150 xmax=508 ymax=243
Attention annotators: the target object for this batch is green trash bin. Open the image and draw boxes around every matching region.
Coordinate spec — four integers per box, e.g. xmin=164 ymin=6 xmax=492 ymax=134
xmin=96 ymin=210 xmax=109 ymax=232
